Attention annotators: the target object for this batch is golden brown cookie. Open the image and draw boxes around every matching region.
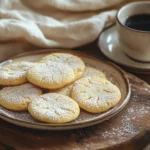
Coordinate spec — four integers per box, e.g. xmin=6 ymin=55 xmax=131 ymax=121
xmin=27 ymin=62 xmax=75 ymax=90
xmin=0 ymin=83 xmax=42 ymax=111
xmin=71 ymin=77 xmax=121 ymax=113
xmin=83 ymin=66 xmax=106 ymax=79
xmin=49 ymin=66 xmax=106 ymax=97
xmin=0 ymin=61 xmax=36 ymax=86
xmin=28 ymin=93 xmax=80 ymax=124
xmin=39 ymin=53 xmax=85 ymax=80
xmin=50 ymin=84 xmax=73 ymax=97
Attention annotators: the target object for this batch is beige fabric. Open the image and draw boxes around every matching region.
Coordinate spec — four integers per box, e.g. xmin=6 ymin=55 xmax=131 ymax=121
xmin=0 ymin=0 xmax=141 ymax=60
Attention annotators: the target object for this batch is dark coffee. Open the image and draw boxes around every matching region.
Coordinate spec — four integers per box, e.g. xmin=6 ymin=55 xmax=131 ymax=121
xmin=125 ymin=14 xmax=150 ymax=31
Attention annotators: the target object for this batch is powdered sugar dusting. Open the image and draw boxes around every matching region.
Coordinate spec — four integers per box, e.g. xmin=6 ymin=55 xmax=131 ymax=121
xmin=72 ymin=77 xmax=121 ymax=113
xmin=39 ymin=53 xmax=85 ymax=79
xmin=0 ymin=61 xmax=36 ymax=86
xmin=0 ymin=61 xmax=35 ymax=80
xmin=102 ymin=124 xmax=137 ymax=142
xmin=128 ymin=105 xmax=150 ymax=117
xmin=102 ymin=103 xmax=150 ymax=140
xmin=27 ymin=62 xmax=75 ymax=89
xmin=83 ymin=66 xmax=106 ymax=79
xmin=28 ymin=93 xmax=80 ymax=123
xmin=0 ymin=83 xmax=42 ymax=110
xmin=102 ymin=115 xmax=137 ymax=140
xmin=50 ymin=84 xmax=73 ymax=97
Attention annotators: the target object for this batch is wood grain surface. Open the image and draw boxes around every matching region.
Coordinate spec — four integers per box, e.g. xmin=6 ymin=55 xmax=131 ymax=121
xmin=0 ymin=40 xmax=150 ymax=150
xmin=0 ymin=74 xmax=149 ymax=150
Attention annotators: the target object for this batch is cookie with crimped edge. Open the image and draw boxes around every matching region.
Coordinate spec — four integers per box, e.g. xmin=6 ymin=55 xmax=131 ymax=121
xmin=0 ymin=83 xmax=42 ymax=111
xmin=0 ymin=61 xmax=36 ymax=86
xmin=27 ymin=62 xmax=75 ymax=90
xmin=39 ymin=53 xmax=85 ymax=80
xmin=71 ymin=77 xmax=121 ymax=113
xmin=49 ymin=66 xmax=106 ymax=97
xmin=28 ymin=93 xmax=80 ymax=124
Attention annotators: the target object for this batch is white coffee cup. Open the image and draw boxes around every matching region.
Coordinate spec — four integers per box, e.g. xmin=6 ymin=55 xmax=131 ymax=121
xmin=116 ymin=1 xmax=150 ymax=62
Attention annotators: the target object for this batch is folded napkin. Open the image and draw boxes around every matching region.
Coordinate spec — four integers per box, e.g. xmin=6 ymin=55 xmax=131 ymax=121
xmin=143 ymin=143 xmax=150 ymax=150
xmin=0 ymin=0 xmax=140 ymax=60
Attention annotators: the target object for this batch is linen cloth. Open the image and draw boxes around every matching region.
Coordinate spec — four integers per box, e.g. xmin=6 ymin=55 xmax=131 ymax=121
xmin=0 ymin=0 xmax=142 ymax=60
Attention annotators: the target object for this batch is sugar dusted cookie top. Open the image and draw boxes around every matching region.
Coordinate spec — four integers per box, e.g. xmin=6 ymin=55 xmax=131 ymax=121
xmin=27 ymin=62 xmax=75 ymax=90
xmin=49 ymin=66 xmax=106 ymax=97
xmin=83 ymin=66 xmax=106 ymax=79
xmin=28 ymin=93 xmax=80 ymax=124
xmin=71 ymin=77 xmax=121 ymax=113
xmin=0 ymin=61 xmax=36 ymax=86
xmin=39 ymin=53 xmax=85 ymax=80
xmin=50 ymin=84 xmax=73 ymax=97
xmin=0 ymin=83 xmax=42 ymax=111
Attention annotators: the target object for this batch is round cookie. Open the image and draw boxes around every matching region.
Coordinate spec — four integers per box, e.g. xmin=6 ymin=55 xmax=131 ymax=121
xmin=39 ymin=53 xmax=85 ymax=80
xmin=50 ymin=84 xmax=73 ymax=97
xmin=71 ymin=77 xmax=121 ymax=113
xmin=0 ymin=61 xmax=36 ymax=86
xmin=0 ymin=83 xmax=42 ymax=111
xmin=28 ymin=93 xmax=80 ymax=124
xmin=83 ymin=66 xmax=106 ymax=79
xmin=27 ymin=62 xmax=75 ymax=90
xmin=49 ymin=66 xmax=106 ymax=97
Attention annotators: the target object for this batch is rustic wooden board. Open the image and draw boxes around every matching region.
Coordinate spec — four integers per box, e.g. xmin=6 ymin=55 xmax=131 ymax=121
xmin=0 ymin=74 xmax=149 ymax=150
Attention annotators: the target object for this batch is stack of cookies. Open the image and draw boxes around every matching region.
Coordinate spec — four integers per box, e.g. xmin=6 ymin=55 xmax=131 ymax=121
xmin=0 ymin=53 xmax=121 ymax=124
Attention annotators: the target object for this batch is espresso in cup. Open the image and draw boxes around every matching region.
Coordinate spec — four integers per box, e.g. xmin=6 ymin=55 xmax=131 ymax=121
xmin=125 ymin=14 xmax=150 ymax=32
xmin=116 ymin=2 xmax=150 ymax=62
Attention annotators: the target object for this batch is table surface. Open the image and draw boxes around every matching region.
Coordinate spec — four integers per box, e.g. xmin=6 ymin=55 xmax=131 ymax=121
xmin=76 ymin=40 xmax=150 ymax=85
xmin=77 ymin=40 xmax=150 ymax=150
xmin=0 ymin=39 xmax=150 ymax=150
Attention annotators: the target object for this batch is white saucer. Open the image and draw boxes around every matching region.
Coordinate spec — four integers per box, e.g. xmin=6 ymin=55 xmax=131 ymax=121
xmin=98 ymin=25 xmax=150 ymax=73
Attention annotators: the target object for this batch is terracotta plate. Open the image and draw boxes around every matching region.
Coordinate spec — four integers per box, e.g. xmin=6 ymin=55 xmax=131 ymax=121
xmin=0 ymin=49 xmax=131 ymax=130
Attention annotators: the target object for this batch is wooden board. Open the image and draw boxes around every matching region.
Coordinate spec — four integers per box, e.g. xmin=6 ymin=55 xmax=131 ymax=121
xmin=0 ymin=74 xmax=149 ymax=150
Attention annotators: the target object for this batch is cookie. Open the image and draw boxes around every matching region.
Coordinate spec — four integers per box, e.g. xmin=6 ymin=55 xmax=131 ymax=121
xmin=39 ymin=53 xmax=85 ymax=80
xmin=0 ymin=83 xmax=42 ymax=111
xmin=27 ymin=62 xmax=75 ymax=90
xmin=49 ymin=66 xmax=106 ymax=97
xmin=71 ymin=77 xmax=121 ymax=113
xmin=83 ymin=66 xmax=106 ymax=79
xmin=28 ymin=93 xmax=80 ymax=124
xmin=0 ymin=61 xmax=36 ymax=86
xmin=50 ymin=84 xmax=73 ymax=97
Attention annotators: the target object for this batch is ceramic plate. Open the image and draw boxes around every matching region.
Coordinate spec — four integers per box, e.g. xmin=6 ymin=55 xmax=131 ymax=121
xmin=0 ymin=49 xmax=131 ymax=130
xmin=98 ymin=25 xmax=150 ymax=74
